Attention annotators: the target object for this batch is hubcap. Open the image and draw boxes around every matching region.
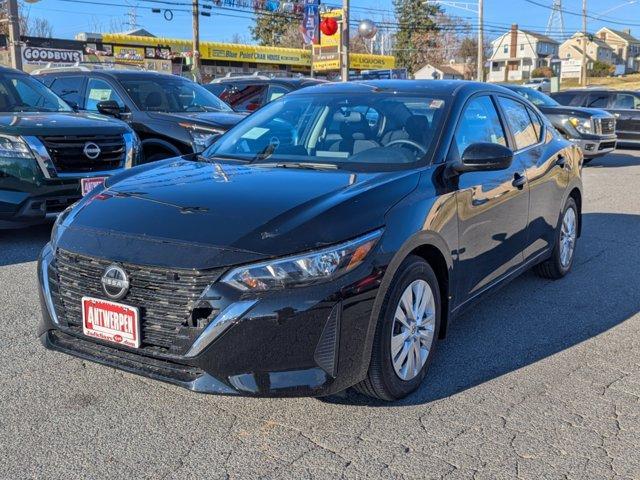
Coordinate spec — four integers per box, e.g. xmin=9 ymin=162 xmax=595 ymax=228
xmin=560 ymin=207 xmax=577 ymax=268
xmin=390 ymin=279 xmax=436 ymax=381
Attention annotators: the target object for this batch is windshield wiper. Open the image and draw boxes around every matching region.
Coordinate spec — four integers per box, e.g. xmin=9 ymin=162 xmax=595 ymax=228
xmin=256 ymin=162 xmax=338 ymax=171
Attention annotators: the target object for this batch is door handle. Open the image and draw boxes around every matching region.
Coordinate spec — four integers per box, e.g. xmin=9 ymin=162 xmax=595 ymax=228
xmin=512 ymin=172 xmax=526 ymax=190
xmin=555 ymin=155 xmax=566 ymax=168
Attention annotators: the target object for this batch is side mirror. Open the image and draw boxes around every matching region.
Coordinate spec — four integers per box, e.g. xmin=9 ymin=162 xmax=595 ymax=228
xmin=455 ymin=142 xmax=514 ymax=173
xmin=96 ymin=100 xmax=122 ymax=117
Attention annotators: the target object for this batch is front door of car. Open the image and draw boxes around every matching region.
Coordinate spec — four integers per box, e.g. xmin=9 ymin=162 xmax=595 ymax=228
xmin=609 ymin=92 xmax=640 ymax=143
xmin=452 ymin=95 xmax=530 ymax=302
xmin=496 ymin=96 xmax=568 ymax=261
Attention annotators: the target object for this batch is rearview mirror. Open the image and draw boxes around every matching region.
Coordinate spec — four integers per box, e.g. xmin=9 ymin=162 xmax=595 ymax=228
xmin=96 ymin=100 xmax=122 ymax=117
xmin=455 ymin=143 xmax=513 ymax=173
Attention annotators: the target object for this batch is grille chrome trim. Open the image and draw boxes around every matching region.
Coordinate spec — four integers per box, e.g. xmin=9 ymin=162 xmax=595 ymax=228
xmin=38 ymin=134 xmax=126 ymax=173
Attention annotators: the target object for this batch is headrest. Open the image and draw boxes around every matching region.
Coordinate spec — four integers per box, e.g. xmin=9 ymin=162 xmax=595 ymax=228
xmin=336 ymin=111 xmax=369 ymax=140
xmin=405 ymin=115 xmax=430 ymax=141
xmin=145 ymin=91 xmax=163 ymax=109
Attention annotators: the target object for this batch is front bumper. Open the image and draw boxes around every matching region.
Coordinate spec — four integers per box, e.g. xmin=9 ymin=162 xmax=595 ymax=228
xmin=571 ymin=135 xmax=617 ymax=158
xmin=38 ymin=244 xmax=384 ymax=397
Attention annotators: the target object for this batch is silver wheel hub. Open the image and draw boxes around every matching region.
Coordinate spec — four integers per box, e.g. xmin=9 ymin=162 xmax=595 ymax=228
xmin=390 ymin=279 xmax=436 ymax=381
xmin=560 ymin=207 xmax=577 ymax=268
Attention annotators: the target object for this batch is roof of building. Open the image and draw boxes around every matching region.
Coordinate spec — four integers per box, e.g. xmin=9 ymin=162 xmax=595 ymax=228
xmin=521 ymin=30 xmax=559 ymax=45
xmin=598 ymin=27 xmax=640 ymax=44
xmin=566 ymin=32 xmax=614 ymax=50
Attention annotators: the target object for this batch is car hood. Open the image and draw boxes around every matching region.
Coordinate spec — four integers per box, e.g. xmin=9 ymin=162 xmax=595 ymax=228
xmin=56 ymin=159 xmax=419 ymax=269
xmin=538 ymin=105 xmax=612 ymax=118
xmin=0 ymin=111 xmax=130 ymax=136
xmin=146 ymin=111 xmax=246 ymax=130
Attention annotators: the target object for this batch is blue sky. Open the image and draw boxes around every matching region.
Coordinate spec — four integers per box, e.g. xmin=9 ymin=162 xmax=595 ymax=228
xmin=23 ymin=0 xmax=640 ymax=44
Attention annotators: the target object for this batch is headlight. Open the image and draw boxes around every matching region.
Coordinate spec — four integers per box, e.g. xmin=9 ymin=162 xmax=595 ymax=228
xmin=0 ymin=134 xmax=33 ymax=159
xmin=179 ymin=123 xmax=224 ymax=152
xmin=221 ymin=229 xmax=383 ymax=291
xmin=123 ymin=131 xmax=141 ymax=168
xmin=568 ymin=117 xmax=591 ymax=134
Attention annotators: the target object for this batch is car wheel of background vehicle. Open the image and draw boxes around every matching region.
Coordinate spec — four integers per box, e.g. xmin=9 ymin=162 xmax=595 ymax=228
xmin=144 ymin=152 xmax=173 ymax=163
xmin=583 ymin=158 xmax=593 ymax=165
xmin=355 ymin=255 xmax=440 ymax=401
xmin=534 ymin=197 xmax=578 ymax=279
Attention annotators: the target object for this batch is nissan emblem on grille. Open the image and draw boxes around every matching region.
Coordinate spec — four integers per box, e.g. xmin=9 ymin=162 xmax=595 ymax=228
xmin=101 ymin=265 xmax=130 ymax=300
xmin=83 ymin=142 xmax=101 ymax=159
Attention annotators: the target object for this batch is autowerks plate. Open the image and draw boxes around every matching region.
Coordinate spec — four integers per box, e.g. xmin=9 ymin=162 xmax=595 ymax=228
xmin=81 ymin=296 xmax=140 ymax=348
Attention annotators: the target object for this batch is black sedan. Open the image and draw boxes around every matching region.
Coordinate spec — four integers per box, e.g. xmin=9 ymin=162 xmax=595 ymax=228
xmin=38 ymin=81 xmax=583 ymax=401
xmin=551 ymin=88 xmax=640 ymax=147
xmin=505 ymin=85 xmax=616 ymax=162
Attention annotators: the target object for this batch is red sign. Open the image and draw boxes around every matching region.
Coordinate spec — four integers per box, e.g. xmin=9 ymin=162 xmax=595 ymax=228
xmin=82 ymin=297 xmax=140 ymax=348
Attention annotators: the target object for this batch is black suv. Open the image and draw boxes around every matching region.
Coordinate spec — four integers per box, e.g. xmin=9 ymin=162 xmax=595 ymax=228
xmin=551 ymin=89 xmax=640 ymax=145
xmin=35 ymin=69 xmax=245 ymax=162
xmin=204 ymin=75 xmax=326 ymax=112
xmin=504 ymin=85 xmax=616 ymax=162
xmin=0 ymin=66 xmax=139 ymax=229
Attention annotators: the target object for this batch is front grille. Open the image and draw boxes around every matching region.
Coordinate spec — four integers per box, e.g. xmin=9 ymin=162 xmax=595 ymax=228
xmin=593 ymin=117 xmax=616 ymax=135
xmin=39 ymin=134 xmax=125 ymax=173
xmin=48 ymin=249 xmax=224 ymax=355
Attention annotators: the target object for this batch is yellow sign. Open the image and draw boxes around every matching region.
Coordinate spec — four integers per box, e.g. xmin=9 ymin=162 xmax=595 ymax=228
xmin=112 ymin=46 xmax=144 ymax=64
xmin=320 ymin=9 xmax=342 ymax=48
xmin=101 ymin=34 xmax=394 ymax=71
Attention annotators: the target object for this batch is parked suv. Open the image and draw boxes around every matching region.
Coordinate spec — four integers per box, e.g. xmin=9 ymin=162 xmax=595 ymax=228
xmin=205 ymin=74 xmax=327 ymax=112
xmin=551 ymin=89 xmax=640 ymax=145
xmin=504 ymin=85 xmax=616 ymax=163
xmin=35 ymin=68 xmax=245 ymax=162
xmin=0 ymin=66 xmax=139 ymax=229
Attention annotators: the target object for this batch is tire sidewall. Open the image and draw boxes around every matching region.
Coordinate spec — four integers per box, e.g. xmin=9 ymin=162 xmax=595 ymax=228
xmin=375 ymin=257 xmax=441 ymax=400
xmin=554 ymin=198 xmax=578 ymax=276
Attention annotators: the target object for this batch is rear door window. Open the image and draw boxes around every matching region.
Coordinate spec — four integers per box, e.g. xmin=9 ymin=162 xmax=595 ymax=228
xmin=48 ymin=76 xmax=84 ymax=107
xmin=498 ymin=97 xmax=539 ymax=150
xmin=612 ymin=93 xmax=640 ymax=109
xmin=223 ymin=84 xmax=267 ymax=112
xmin=267 ymin=85 xmax=290 ymax=103
xmin=526 ymin=106 xmax=544 ymax=142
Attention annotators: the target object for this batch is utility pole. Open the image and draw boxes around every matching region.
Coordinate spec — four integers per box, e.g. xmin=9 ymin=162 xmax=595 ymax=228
xmin=6 ymin=0 xmax=22 ymax=70
xmin=477 ymin=0 xmax=483 ymax=81
xmin=580 ymin=0 xmax=587 ymax=86
xmin=192 ymin=0 xmax=201 ymax=82
xmin=340 ymin=0 xmax=349 ymax=81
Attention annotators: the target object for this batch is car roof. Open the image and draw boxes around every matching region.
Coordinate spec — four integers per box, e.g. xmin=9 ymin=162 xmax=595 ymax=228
xmin=213 ymin=77 xmax=326 ymax=87
xmin=287 ymin=80 xmax=513 ymax=96
xmin=36 ymin=69 xmax=187 ymax=81
xmin=0 ymin=65 xmax=28 ymax=76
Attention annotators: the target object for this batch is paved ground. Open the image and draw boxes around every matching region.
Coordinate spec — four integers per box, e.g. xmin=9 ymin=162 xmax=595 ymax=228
xmin=1 ymin=151 xmax=639 ymax=480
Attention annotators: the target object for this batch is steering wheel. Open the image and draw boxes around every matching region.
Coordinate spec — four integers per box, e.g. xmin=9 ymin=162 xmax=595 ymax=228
xmin=385 ymin=138 xmax=428 ymax=155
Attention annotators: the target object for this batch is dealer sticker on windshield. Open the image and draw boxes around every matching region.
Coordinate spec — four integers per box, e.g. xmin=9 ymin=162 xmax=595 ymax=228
xmin=81 ymin=296 xmax=140 ymax=348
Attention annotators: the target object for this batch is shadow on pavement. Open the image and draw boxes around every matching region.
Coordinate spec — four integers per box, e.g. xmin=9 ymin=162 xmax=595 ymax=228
xmin=588 ymin=149 xmax=640 ymax=168
xmin=0 ymin=224 xmax=51 ymax=267
xmin=325 ymin=212 xmax=640 ymax=406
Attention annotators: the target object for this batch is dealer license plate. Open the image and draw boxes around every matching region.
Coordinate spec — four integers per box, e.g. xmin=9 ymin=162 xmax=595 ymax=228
xmin=81 ymin=296 xmax=140 ymax=348
xmin=80 ymin=177 xmax=107 ymax=196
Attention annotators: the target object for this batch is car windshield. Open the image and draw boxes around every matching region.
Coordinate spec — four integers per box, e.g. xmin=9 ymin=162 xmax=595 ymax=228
xmin=120 ymin=76 xmax=233 ymax=113
xmin=204 ymin=92 xmax=448 ymax=169
xmin=511 ymin=87 xmax=559 ymax=107
xmin=0 ymin=73 xmax=72 ymax=112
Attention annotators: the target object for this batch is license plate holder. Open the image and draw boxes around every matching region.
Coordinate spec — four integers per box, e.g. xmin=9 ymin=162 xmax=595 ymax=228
xmin=80 ymin=177 xmax=107 ymax=196
xmin=82 ymin=296 xmax=140 ymax=348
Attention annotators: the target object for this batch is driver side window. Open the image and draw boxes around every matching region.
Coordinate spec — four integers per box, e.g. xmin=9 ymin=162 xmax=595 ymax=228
xmin=454 ymin=96 xmax=506 ymax=157
xmin=85 ymin=78 xmax=125 ymax=111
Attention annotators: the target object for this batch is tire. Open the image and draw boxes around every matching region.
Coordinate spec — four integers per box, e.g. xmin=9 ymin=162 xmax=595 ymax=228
xmin=144 ymin=152 xmax=173 ymax=163
xmin=355 ymin=255 xmax=441 ymax=401
xmin=534 ymin=197 xmax=578 ymax=279
xmin=583 ymin=158 xmax=593 ymax=165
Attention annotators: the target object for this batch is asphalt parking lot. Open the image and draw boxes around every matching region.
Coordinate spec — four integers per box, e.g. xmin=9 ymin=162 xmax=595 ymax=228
xmin=1 ymin=151 xmax=639 ymax=480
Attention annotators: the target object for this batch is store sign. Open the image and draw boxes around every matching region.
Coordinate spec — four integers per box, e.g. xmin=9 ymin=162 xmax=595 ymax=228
xmin=113 ymin=46 xmax=144 ymax=64
xmin=202 ymin=44 xmax=310 ymax=66
xmin=22 ymin=46 xmax=82 ymax=65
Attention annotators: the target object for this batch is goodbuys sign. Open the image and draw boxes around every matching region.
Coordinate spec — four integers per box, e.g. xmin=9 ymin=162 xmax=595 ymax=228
xmin=22 ymin=46 xmax=82 ymax=65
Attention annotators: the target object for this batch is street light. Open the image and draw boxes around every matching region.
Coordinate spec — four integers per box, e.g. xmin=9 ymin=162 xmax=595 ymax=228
xmin=425 ymin=0 xmax=484 ymax=82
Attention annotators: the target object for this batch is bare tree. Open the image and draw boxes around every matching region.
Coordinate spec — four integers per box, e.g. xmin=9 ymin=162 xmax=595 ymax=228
xmin=0 ymin=3 xmax=53 ymax=38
